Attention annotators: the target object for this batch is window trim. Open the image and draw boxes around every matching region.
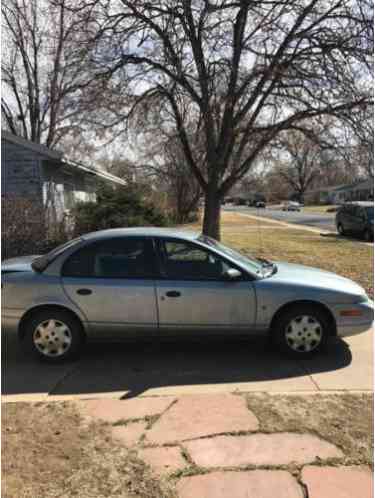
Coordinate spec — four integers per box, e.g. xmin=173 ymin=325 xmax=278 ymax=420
xmin=61 ymin=236 xmax=159 ymax=280
xmin=154 ymin=237 xmax=252 ymax=282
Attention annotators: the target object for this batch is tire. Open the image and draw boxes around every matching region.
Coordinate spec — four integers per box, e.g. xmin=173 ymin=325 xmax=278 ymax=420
xmin=24 ymin=309 xmax=84 ymax=362
xmin=363 ymin=229 xmax=373 ymax=242
xmin=272 ymin=304 xmax=330 ymax=358
xmin=337 ymin=222 xmax=345 ymax=236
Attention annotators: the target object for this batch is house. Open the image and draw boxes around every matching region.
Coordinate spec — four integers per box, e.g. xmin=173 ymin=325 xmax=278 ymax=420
xmin=1 ymin=130 xmax=126 ymax=223
xmin=305 ymin=180 xmax=374 ymax=205
xmin=330 ymin=179 xmax=373 ymax=204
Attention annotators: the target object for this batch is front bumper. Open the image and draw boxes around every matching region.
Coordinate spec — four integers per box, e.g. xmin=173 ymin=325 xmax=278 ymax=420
xmin=2 ymin=308 xmax=23 ymax=336
xmin=332 ymin=300 xmax=374 ymax=338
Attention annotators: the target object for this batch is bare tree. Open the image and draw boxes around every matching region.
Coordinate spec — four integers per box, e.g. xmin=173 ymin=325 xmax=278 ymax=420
xmin=68 ymin=0 xmax=372 ymax=238
xmin=147 ymin=135 xmax=201 ymax=223
xmin=340 ymin=108 xmax=374 ymax=179
xmin=2 ymin=0 xmax=91 ymax=148
xmin=275 ymin=130 xmax=323 ymax=202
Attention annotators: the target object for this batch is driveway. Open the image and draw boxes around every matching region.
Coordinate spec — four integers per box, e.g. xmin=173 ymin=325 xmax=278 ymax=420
xmin=225 ymin=206 xmax=336 ymax=231
xmin=2 ymin=328 xmax=372 ymax=401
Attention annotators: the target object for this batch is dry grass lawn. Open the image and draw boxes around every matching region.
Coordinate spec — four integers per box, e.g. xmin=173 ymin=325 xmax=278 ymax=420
xmin=2 ymin=402 xmax=176 ymax=498
xmin=187 ymin=211 xmax=374 ymax=297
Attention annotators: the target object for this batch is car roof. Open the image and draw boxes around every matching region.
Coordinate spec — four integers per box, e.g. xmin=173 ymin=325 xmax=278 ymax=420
xmin=82 ymin=227 xmax=200 ymax=242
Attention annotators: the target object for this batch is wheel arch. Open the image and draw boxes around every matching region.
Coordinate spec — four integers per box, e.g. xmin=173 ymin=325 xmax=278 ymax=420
xmin=18 ymin=304 xmax=87 ymax=341
xmin=270 ymin=300 xmax=337 ymax=337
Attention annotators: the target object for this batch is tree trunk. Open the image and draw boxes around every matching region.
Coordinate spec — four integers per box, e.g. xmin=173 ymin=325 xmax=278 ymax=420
xmin=202 ymin=190 xmax=221 ymax=240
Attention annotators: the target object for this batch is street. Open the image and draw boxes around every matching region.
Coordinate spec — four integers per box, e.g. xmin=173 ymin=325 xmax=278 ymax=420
xmin=224 ymin=205 xmax=337 ymax=232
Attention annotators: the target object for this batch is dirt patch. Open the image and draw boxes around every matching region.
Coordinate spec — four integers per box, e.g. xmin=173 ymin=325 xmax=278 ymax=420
xmin=2 ymin=402 xmax=176 ymax=498
xmin=246 ymin=393 xmax=373 ymax=466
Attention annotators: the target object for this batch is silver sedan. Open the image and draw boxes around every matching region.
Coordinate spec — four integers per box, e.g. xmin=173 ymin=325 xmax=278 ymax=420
xmin=2 ymin=227 xmax=373 ymax=362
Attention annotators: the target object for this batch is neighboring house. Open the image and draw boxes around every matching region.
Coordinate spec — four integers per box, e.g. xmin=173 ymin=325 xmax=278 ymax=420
xmin=305 ymin=180 xmax=374 ymax=205
xmin=330 ymin=179 xmax=374 ymax=204
xmin=1 ymin=130 xmax=126 ymax=223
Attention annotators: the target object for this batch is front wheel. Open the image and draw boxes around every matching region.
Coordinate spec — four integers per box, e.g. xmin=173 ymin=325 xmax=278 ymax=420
xmin=24 ymin=309 xmax=84 ymax=362
xmin=337 ymin=222 xmax=345 ymax=236
xmin=272 ymin=305 xmax=330 ymax=357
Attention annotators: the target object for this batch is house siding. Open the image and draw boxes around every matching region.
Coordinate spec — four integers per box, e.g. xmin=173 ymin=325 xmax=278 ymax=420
xmin=41 ymin=161 xmax=98 ymax=222
xmin=1 ymin=139 xmax=43 ymax=199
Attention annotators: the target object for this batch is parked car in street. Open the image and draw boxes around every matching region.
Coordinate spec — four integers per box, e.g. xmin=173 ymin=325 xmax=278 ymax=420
xmin=335 ymin=202 xmax=374 ymax=241
xmin=282 ymin=201 xmax=301 ymax=212
xmin=233 ymin=197 xmax=247 ymax=206
xmin=2 ymin=228 xmax=373 ymax=363
xmin=255 ymin=201 xmax=266 ymax=208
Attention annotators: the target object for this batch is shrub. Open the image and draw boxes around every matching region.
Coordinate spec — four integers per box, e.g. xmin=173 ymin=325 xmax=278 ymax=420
xmin=72 ymin=185 xmax=171 ymax=236
xmin=1 ymin=195 xmax=69 ymax=259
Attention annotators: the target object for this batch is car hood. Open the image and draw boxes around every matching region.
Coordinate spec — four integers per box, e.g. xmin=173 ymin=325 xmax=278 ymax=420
xmin=270 ymin=261 xmax=366 ymax=298
xmin=1 ymin=255 xmax=40 ymax=273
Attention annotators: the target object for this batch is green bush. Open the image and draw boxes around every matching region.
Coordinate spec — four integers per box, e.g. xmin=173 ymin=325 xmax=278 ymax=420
xmin=72 ymin=185 xmax=170 ymax=236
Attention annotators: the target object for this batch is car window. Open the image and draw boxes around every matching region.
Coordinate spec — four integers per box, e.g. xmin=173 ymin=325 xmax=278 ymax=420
xmin=365 ymin=206 xmax=374 ymax=220
xmin=160 ymin=240 xmax=234 ymax=280
xmin=62 ymin=238 xmax=155 ymax=279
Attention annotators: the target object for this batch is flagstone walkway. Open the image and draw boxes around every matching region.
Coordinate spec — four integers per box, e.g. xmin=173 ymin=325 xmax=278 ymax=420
xmin=77 ymin=393 xmax=373 ymax=498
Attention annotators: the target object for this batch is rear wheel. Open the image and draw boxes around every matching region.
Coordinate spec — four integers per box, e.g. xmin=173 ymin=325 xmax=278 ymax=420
xmin=272 ymin=305 xmax=330 ymax=357
xmin=363 ymin=229 xmax=373 ymax=242
xmin=24 ymin=309 xmax=84 ymax=362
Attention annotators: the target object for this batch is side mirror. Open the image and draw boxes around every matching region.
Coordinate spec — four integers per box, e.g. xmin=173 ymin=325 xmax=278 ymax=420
xmin=223 ymin=268 xmax=242 ymax=281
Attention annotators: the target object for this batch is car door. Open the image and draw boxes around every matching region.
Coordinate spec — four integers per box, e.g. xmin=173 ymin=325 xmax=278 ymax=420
xmin=344 ymin=205 xmax=357 ymax=232
xmin=61 ymin=237 xmax=158 ymax=338
xmin=154 ymin=238 xmax=256 ymax=334
xmin=355 ymin=206 xmax=366 ymax=235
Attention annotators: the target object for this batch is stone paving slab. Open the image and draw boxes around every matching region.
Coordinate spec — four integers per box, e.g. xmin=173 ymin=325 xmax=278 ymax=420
xmin=177 ymin=470 xmax=304 ymax=498
xmin=146 ymin=394 xmax=259 ymax=444
xmin=138 ymin=446 xmax=186 ymax=476
xmin=301 ymin=465 xmax=373 ymax=498
xmin=184 ymin=433 xmax=343 ymax=467
xmin=76 ymin=396 xmax=174 ymax=423
xmin=111 ymin=421 xmax=148 ymax=447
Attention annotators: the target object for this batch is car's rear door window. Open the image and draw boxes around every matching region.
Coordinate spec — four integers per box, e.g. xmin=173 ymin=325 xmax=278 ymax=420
xmin=62 ymin=238 xmax=155 ymax=279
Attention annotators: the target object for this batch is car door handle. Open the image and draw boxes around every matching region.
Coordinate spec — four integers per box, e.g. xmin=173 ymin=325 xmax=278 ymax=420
xmin=77 ymin=288 xmax=92 ymax=296
xmin=165 ymin=291 xmax=181 ymax=298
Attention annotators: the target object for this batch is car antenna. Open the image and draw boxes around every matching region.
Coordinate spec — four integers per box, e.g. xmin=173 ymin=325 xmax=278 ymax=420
xmin=256 ymin=204 xmax=263 ymax=256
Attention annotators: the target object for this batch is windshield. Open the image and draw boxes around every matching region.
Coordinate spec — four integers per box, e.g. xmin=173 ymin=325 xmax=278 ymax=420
xmin=365 ymin=207 xmax=374 ymax=220
xmin=32 ymin=237 xmax=82 ymax=272
xmin=197 ymin=235 xmax=264 ymax=274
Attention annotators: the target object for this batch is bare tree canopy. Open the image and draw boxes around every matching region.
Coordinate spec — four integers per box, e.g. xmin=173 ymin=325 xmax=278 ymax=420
xmin=276 ymin=129 xmax=324 ymax=202
xmin=66 ymin=0 xmax=373 ymax=237
xmin=2 ymin=0 xmax=91 ymax=148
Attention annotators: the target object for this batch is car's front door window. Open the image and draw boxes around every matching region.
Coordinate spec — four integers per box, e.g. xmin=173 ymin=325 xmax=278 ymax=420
xmin=160 ymin=240 xmax=233 ymax=280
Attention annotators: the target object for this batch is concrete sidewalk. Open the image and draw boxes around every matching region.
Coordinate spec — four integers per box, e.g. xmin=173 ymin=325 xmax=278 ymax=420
xmin=76 ymin=392 xmax=373 ymax=498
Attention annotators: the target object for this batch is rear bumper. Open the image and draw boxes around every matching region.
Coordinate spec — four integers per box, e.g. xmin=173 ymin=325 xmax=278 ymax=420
xmin=333 ymin=300 xmax=374 ymax=338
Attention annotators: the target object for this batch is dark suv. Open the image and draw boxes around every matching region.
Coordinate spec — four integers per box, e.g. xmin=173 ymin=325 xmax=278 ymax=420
xmin=335 ymin=202 xmax=374 ymax=241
